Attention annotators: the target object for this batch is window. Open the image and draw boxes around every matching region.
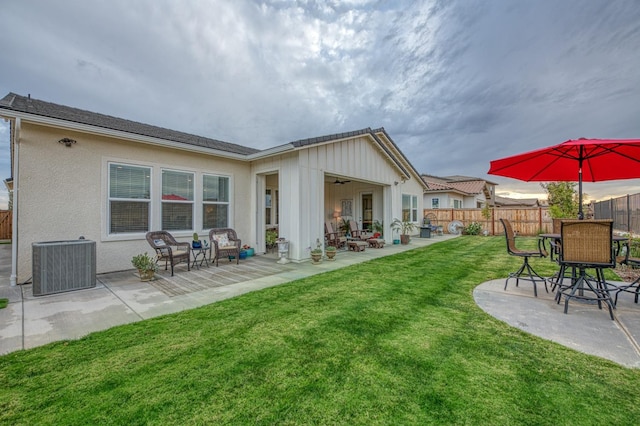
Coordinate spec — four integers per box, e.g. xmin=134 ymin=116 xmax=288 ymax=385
xmin=432 ymin=198 xmax=439 ymax=209
xmin=265 ymin=188 xmax=279 ymax=226
xmin=453 ymin=199 xmax=462 ymax=209
xmin=108 ymin=163 xmax=151 ymax=234
xmin=402 ymin=194 xmax=418 ymax=222
xmin=203 ymin=174 xmax=229 ymax=229
xmin=266 ymin=189 xmax=272 ymax=225
xmin=162 ymin=170 xmax=194 ymax=230
xmin=412 ymin=195 xmax=418 ymax=222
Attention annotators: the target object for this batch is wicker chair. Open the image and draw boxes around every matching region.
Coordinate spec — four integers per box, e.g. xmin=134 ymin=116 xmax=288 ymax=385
xmin=614 ymin=240 xmax=640 ymax=305
xmin=208 ymin=228 xmax=241 ymax=266
xmin=146 ymin=231 xmax=191 ymax=276
xmin=500 ymin=218 xmax=548 ymax=297
xmin=557 ymin=220 xmax=615 ymax=320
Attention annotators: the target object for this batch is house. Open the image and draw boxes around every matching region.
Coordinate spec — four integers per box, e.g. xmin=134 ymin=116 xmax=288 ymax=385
xmin=0 ymin=93 xmax=427 ymax=285
xmin=422 ymin=175 xmax=497 ymax=209
xmin=494 ymin=195 xmax=542 ymax=208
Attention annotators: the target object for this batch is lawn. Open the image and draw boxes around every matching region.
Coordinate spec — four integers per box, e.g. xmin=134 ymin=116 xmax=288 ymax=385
xmin=1 ymin=236 xmax=639 ymax=424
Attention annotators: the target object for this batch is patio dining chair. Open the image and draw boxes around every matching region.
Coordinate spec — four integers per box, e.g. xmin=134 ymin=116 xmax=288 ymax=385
xmin=146 ymin=231 xmax=191 ymax=276
xmin=556 ymin=220 xmax=616 ymax=320
xmin=500 ymin=218 xmax=548 ymax=297
xmin=614 ymin=240 xmax=640 ymax=305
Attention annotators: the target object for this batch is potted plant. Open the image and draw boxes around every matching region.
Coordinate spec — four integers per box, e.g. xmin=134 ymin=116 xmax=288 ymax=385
xmin=339 ymin=218 xmax=351 ymax=237
xmin=372 ymin=219 xmax=384 ymax=236
xmin=310 ymin=239 xmax=323 ymax=264
xmin=242 ymin=244 xmax=254 ymax=257
xmin=131 ymin=252 xmax=158 ymax=281
xmin=391 ymin=218 xmax=416 ymax=245
xmin=310 ymin=247 xmax=323 ymax=264
xmin=325 ymin=245 xmax=337 ymax=260
xmin=192 ymin=232 xmax=202 ymax=249
xmin=239 ymin=249 xmax=248 ymax=260
xmin=266 ymin=229 xmax=278 ymax=252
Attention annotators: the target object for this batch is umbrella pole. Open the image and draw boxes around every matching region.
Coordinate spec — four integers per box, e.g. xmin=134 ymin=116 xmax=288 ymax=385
xmin=578 ymin=153 xmax=584 ymax=220
xmin=578 ymin=176 xmax=583 ymax=219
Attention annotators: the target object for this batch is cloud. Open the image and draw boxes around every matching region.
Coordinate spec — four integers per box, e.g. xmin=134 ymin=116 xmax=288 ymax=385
xmin=1 ymin=0 xmax=639 ymax=202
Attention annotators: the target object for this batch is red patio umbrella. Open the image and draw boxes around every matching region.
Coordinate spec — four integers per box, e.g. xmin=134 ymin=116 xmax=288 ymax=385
xmin=488 ymin=138 xmax=640 ymax=218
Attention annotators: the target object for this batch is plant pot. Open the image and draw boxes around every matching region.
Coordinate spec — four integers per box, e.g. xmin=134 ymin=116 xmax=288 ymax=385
xmin=325 ymin=250 xmax=336 ymax=260
xmin=393 ymin=239 xmax=400 ymax=245
xmin=239 ymin=250 xmax=248 ymax=260
xmin=400 ymin=235 xmax=410 ymax=245
xmin=310 ymin=252 xmax=322 ymax=264
xmin=138 ymin=269 xmax=155 ymax=282
xmin=246 ymin=248 xmax=255 ymax=257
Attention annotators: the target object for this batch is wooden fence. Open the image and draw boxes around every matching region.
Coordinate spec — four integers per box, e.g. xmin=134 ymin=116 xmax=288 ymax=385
xmin=423 ymin=207 xmax=552 ymax=236
xmin=0 ymin=210 xmax=12 ymax=240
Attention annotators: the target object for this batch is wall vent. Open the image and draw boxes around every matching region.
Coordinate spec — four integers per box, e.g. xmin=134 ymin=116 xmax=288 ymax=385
xmin=32 ymin=240 xmax=96 ymax=296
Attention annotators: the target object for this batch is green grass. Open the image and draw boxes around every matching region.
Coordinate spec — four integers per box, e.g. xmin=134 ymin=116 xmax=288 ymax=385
xmin=1 ymin=237 xmax=639 ymax=424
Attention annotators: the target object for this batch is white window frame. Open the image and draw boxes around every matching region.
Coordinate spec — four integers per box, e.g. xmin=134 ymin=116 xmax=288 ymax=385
xmin=107 ymin=162 xmax=151 ymax=235
xmin=432 ymin=198 xmax=440 ymax=209
xmin=402 ymin=194 xmax=418 ymax=223
xmin=203 ymin=173 xmax=231 ymax=230
xmin=161 ymin=169 xmax=195 ymax=231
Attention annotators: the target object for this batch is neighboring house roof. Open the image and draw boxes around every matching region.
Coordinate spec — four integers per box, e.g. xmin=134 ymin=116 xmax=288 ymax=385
xmin=422 ymin=174 xmax=493 ymax=196
xmin=0 ymin=92 xmax=259 ymax=155
xmin=494 ymin=196 xmax=541 ymax=207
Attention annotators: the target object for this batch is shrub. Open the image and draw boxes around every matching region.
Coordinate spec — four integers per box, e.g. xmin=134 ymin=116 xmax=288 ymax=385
xmin=464 ymin=222 xmax=482 ymax=235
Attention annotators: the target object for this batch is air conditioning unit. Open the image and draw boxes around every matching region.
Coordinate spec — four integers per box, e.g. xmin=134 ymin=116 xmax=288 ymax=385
xmin=32 ymin=240 xmax=96 ymax=296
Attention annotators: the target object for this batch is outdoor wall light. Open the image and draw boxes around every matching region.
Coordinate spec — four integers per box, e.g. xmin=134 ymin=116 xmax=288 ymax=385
xmin=58 ymin=137 xmax=77 ymax=147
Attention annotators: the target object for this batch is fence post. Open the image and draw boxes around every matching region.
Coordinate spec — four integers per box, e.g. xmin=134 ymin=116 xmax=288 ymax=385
xmin=538 ymin=207 xmax=542 ymax=232
xmin=628 ymin=194 xmax=632 ymax=234
xmin=492 ymin=208 xmax=495 ymax=235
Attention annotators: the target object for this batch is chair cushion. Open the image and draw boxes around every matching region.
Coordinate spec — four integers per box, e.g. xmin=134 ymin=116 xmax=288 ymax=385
xmin=220 ymin=244 xmax=237 ymax=250
xmin=154 ymin=239 xmax=169 ymax=255
xmin=212 ymin=233 xmax=230 ymax=246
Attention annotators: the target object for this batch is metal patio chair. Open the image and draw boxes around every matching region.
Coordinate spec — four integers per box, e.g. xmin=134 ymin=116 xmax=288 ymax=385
xmin=614 ymin=240 xmax=640 ymax=306
xmin=556 ymin=220 xmax=616 ymax=320
xmin=500 ymin=218 xmax=548 ymax=297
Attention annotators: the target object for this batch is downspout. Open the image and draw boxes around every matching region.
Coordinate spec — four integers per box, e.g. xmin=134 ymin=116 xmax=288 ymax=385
xmin=10 ymin=117 xmax=20 ymax=286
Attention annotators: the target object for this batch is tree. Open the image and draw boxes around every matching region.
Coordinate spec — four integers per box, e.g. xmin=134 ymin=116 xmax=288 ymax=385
xmin=541 ymin=182 xmax=579 ymax=218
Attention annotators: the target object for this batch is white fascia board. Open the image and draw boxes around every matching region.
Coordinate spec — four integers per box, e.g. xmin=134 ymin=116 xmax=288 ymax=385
xmin=0 ymin=110 xmax=249 ymax=161
xmin=246 ymin=143 xmax=295 ymax=160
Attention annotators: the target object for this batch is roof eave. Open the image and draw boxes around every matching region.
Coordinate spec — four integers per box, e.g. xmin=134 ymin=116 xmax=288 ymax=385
xmin=0 ymin=109 xmax=249 ymax=161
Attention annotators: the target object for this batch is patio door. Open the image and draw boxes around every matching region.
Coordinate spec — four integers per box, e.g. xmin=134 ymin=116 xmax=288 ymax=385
xmin=361 ymin=193 xmax=373 ymax=231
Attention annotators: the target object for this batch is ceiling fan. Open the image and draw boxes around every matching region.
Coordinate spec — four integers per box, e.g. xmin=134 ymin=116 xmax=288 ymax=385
xmin=333 ymin=178 xmax=351 ymax=185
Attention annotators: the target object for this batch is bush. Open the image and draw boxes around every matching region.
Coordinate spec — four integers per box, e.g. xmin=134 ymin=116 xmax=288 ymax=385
xmin=464 ymin=222 xmax=482 ymax=235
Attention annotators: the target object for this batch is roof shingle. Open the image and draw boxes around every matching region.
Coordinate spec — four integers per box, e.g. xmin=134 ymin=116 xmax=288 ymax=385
xmin=0 ymin=93 xmax=259 ymax=155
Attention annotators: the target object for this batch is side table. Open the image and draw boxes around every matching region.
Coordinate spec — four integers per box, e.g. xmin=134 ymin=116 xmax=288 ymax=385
xmin=191 ymin=246 xmax=210 ymax=269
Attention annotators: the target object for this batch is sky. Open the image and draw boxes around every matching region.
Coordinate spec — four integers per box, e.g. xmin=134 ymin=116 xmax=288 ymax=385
xmin=1 ymin=0 xmax=640 ymax=209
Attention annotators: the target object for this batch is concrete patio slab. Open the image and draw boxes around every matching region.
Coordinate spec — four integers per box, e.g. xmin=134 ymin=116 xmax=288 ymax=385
xmin=0 ymin=235 xmax=454 ymax=355
xmin=474 ymin=279 xmax=640 ymax=368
